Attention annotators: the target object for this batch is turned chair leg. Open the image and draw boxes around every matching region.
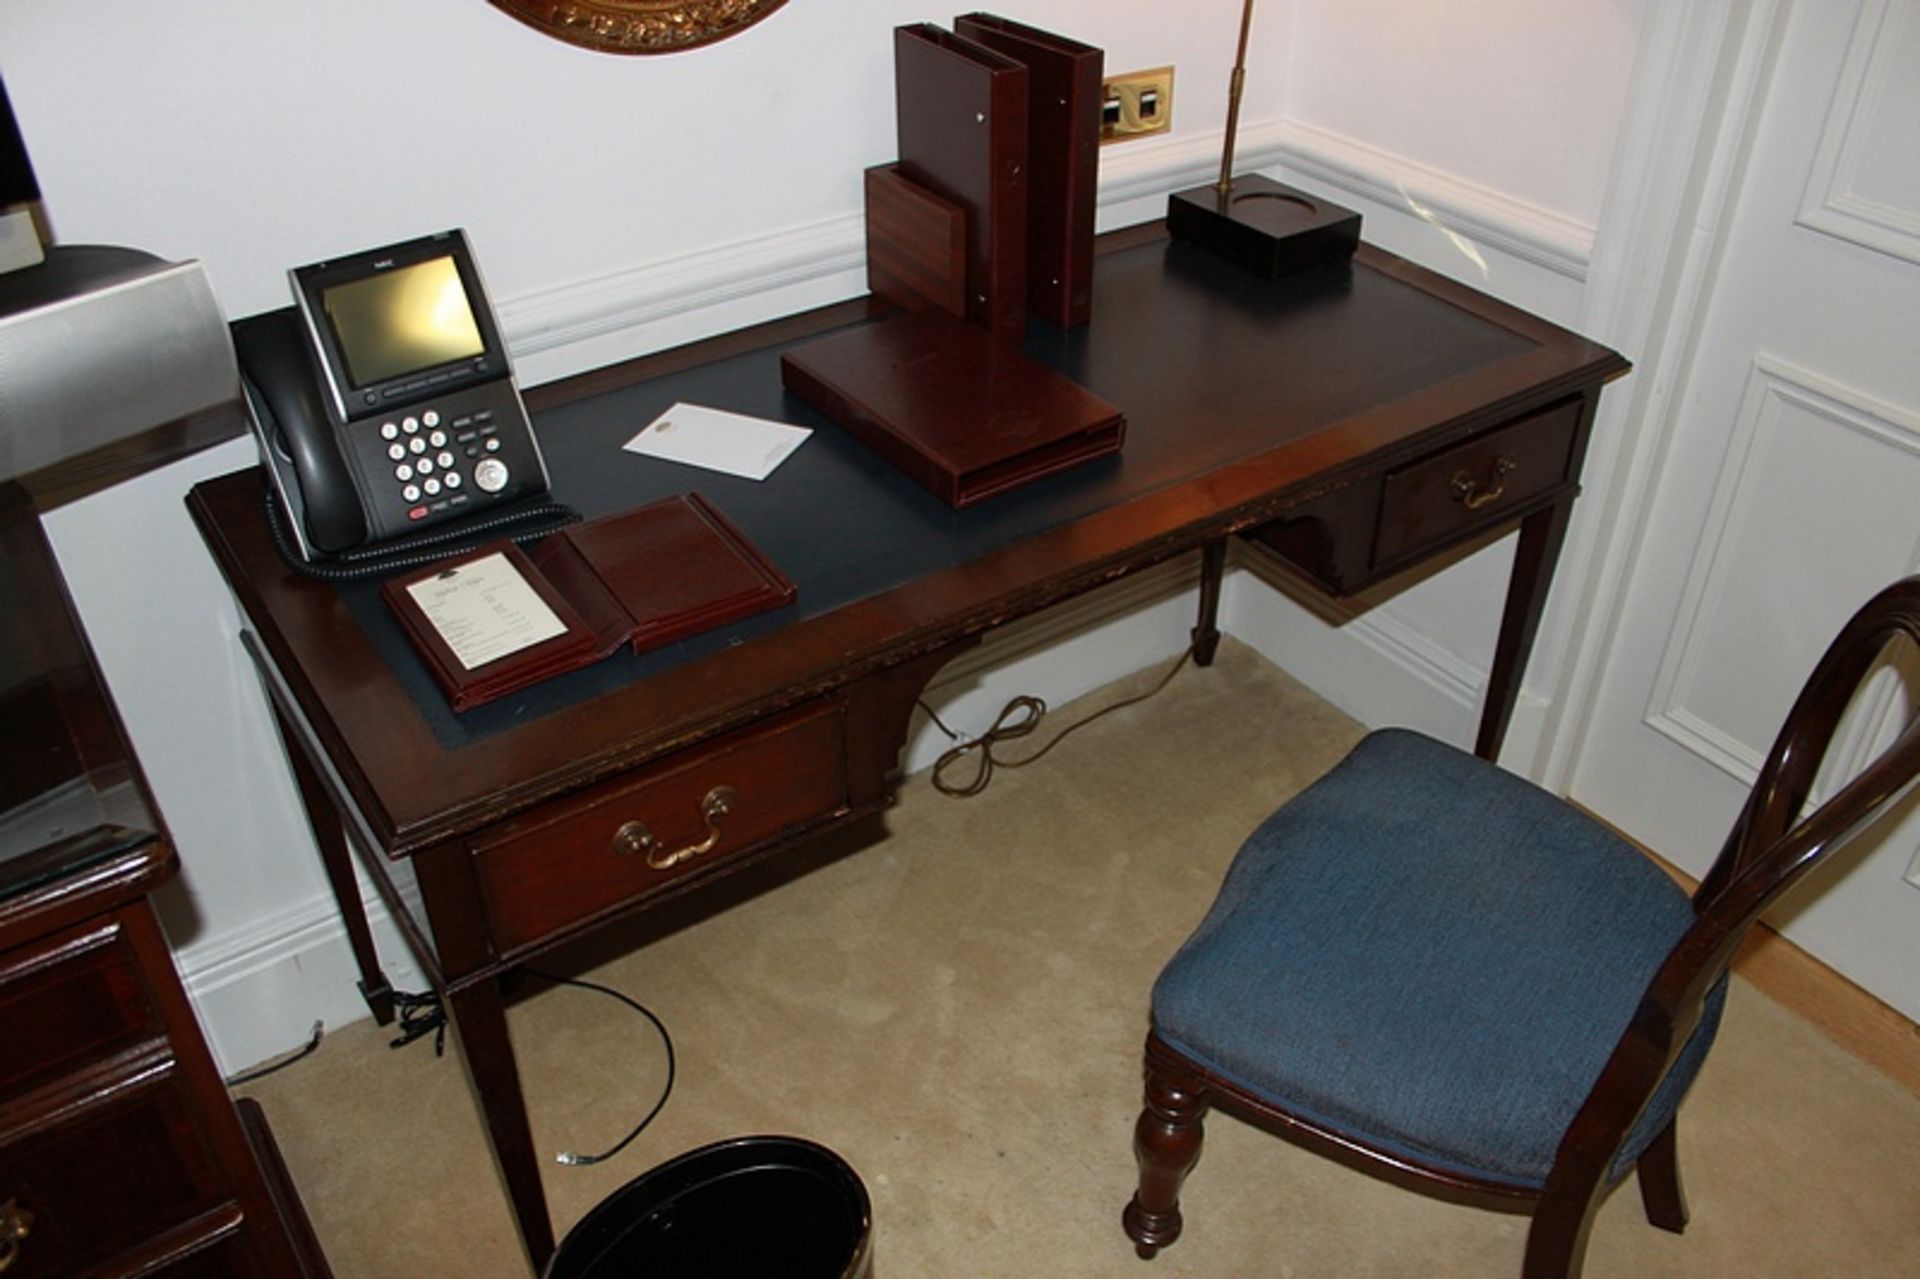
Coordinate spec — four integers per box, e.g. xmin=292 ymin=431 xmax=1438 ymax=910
xmin=1635 ymin=1119 xmax=1689 ymax=1234
xmin=1123 ymin=1059 xmax=1209 ymax=1259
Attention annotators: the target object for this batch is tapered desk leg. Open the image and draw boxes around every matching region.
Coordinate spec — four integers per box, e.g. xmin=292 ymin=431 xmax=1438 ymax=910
xmin=1191 ymin=539 xmax=1228 ymax=667
xmin=269 ymin=704 xmax=395 ymax=1026
xmin=1475 ymin=499 xmax=1574 ymax=762
xmin=447 ymin=976 xmax=555 ymax=1274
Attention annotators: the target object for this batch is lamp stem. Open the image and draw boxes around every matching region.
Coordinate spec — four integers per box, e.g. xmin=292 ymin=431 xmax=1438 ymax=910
xmin=1217 ymin=0 xmax=1258 ymax=194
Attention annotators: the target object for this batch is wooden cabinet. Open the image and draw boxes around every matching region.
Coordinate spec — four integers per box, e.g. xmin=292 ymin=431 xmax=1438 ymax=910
xmin=0 ymin=490 xmax=327 ymax=1277
xmin=0 ymin=842 xmax=328 ymax=1279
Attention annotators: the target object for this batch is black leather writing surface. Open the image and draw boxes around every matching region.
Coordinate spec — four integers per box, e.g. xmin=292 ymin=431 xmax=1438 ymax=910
xmin=338 ymin=236 xmax=1532 ymax=747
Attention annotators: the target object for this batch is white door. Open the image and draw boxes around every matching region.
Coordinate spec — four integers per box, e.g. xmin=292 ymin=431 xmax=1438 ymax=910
xmin=1571 ymin=0 xmax=1920 ymax=1019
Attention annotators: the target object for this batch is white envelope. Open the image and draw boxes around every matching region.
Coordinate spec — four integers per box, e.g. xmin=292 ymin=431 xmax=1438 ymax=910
xmin=624 ymin=402 xmax=811 ymax=481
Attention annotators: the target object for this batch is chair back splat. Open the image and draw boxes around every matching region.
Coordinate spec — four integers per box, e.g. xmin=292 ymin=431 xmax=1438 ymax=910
xmin=1124 ymin=576 xmax=1920 ymax=1279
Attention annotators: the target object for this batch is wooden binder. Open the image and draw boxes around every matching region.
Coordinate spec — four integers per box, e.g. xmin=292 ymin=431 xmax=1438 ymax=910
xmin=894 ymin=23 xmax=1029 ymax=342
xmin=953 ymin=13 xmax=1102 ymax=328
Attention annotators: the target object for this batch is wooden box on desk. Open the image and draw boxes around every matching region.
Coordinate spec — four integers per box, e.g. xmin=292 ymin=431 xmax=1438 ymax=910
xmin=780 ymin=307 xmax=1124 ymax=508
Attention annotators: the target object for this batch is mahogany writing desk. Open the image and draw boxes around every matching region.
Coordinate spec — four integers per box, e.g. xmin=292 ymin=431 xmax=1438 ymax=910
xmin=187 ymin=223 xmax=1627 ymax=1272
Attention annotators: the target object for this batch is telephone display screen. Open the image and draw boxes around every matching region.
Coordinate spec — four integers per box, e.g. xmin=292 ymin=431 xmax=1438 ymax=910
xmin=322 ymin=255 xmax=485 ymax=388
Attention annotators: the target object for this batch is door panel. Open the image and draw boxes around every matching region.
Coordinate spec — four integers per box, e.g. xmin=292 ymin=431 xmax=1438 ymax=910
xmin=1573 ymin=0 xmax=1920 ymax=1018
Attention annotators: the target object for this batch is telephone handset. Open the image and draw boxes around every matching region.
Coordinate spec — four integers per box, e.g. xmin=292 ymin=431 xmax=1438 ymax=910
xmin=233 ymin=229 xmax=564 ymax=572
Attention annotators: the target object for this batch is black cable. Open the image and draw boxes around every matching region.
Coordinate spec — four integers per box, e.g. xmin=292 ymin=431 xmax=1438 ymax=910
xmin=380 ymin=971 xmax=672 ymax=1166
xmin=920 ymin=646 xmax=1194 ymax=798
xmin=388 ymin=989 xmax=449 ymax=1056
xmin=521 ymin=969 xmax=677 ymax=1168
xmin=264 ymin=486 xmax=580 ymax=582
xmin=224 ymin=1020 xmax=325 ymax=1087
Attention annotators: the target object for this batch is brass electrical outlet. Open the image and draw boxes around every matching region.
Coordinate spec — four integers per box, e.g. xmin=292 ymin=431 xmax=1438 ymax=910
xmin=1101 ymin=67 xmax=1174 ymax=143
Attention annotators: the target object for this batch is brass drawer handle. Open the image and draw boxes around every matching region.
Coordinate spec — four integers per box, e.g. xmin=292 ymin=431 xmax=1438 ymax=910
xmin=1449 ymin=455 xmax=1517 ymax=511
xmin=612 ymin=786 xmax=739 ymax=871
xmin=0 ymin=1198 xmax=32 ymax=1274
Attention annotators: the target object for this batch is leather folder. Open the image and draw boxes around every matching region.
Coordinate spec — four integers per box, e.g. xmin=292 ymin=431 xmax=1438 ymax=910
xmin=780 ymin=308 xmax=1125 ymax=509
xmin=383 ymin=493 xmax=794 ymax=711
xmin=953 ymin=13 xmax=1102 ymax=328
xmin=894 ymin=23 xmax=1029 ymax=343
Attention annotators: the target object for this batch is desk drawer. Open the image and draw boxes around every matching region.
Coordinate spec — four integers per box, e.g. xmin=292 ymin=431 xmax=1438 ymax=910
xmin=472 ymin=700 xmax=850 ymax=952
xmin=0 ymin=1056 xmax=229 ymax=1276
xmin=1373 ymin=398 xmax=1581 ymax=568
xmin=0 ymin=921 xmax=163 ymax=1102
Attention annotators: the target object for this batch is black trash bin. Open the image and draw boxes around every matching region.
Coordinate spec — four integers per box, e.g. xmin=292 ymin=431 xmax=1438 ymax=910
xmin=545 ymin=1135 xmax=874 ymax=1278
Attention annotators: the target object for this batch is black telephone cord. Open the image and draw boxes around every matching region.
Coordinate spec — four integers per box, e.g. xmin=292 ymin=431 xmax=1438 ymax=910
xmin=263 ymin=486 xmax=580 ymax=582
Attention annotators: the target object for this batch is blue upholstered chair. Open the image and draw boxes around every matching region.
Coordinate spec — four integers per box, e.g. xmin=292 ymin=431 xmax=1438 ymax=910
xmin=1124 ymin=577 xmax=1920 ymax=1277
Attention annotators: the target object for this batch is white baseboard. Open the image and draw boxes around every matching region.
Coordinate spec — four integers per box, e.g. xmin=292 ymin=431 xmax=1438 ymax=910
xmin=1224 ymin=549 xmax=1482 ymax=749
xmin=173 ymin=878 xmax=427 ymax=1077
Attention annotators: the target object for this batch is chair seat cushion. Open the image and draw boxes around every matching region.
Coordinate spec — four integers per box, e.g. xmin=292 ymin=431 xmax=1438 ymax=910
xmin=1151 ymin=728 xmax=1726 ymax=1190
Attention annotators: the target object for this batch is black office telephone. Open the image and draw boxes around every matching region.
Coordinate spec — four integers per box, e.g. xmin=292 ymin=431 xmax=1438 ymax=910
xmin=233 ymin=229 xmax=566 ymax=573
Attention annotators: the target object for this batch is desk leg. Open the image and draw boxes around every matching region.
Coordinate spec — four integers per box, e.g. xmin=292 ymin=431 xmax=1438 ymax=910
xmin=447 ymin=977 xmax=556 ymax=1274
xmin=269 ymin=704 xmax=395 ymax=1026
xmin=1475 ymin=499 xmax=1573 ymax=761
xmin=1191 ymin=539 xmax=1228 ymax=667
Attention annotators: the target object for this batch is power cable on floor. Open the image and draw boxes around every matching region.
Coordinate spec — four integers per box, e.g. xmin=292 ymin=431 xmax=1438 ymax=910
xmin=523 ymin=969 xmax=677 ymax=1168
xmin=224 ymin=1020 xmax=325 ymax=1087
xmin=918 ymin=646 xmax=1193 ymax=798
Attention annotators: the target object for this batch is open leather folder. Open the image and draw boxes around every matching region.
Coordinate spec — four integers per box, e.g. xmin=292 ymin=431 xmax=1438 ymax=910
xmin=382 ymin=493 xmax=794 ymax=711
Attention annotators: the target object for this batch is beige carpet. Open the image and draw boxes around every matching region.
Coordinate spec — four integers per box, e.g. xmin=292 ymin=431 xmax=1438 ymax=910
xmin=239 ymin=640 xmax=1920 ymax=1277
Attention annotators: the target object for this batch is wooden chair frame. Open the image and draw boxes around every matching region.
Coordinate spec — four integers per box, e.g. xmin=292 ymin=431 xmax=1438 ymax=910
xmin=1124 ymin=577 xmax=1920 ymax=1277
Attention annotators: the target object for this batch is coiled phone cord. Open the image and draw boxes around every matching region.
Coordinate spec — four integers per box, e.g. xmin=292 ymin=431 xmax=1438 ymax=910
xmin=263 ymin=487 xmax=581 ymax=582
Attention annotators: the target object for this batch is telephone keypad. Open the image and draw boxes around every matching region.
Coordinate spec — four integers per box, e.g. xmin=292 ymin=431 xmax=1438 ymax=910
xmin=348 ymin=377 xmax=541 ymax=542
xmin=370 ymin=399 xmax=499 ymax=503
xmin=371 ymin=398 xmax=520 ymax=504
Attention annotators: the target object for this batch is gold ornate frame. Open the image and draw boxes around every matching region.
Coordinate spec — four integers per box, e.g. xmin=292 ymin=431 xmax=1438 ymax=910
xmin=489 ymin=0 xmax=788 ymax=55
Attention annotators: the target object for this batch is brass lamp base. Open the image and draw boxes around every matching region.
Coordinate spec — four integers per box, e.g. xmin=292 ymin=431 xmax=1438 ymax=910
xmin=1167 ymin=174 xmax=1360 ymax=278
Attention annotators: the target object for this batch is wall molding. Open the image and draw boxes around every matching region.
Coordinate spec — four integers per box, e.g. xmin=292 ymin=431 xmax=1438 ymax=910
xmin=172 ymin=877 xmax=427 ymax=1075
xmin=1263 ymin=120 xmax=1595 ymax=282
xmin=1532 ymin=0 xmax=1790 ymax=792
xmin=1796 ymin=0 xmax=1920 ymax=266
xmin=498 ymin=212 xmax=866 ymax=361
xmin=1643 ymin=354 xmax=1920 ymax=784
xmin=492 ymin=113 xmax=1597 ymax=379
xmin=1231 ymin=544 xmax=1482 ymax=713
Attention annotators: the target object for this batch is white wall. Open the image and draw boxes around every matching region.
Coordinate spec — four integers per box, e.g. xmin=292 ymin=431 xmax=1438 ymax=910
xmin=2 ymin=1 xmax=1648 ymax=1070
